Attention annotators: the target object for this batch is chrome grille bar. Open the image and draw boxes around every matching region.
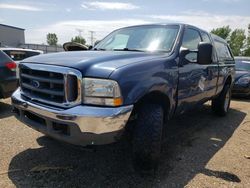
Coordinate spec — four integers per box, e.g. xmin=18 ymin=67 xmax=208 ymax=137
xmin=21 ymin=73 xmax=64 ymax=84
xmin=22 ymin=83 xmax=64 ymax=96
xmin=19 ymin=63 xmax=82 ymax=108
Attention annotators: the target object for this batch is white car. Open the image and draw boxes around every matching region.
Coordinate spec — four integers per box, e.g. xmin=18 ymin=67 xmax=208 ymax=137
xmin=0 ymin=48 xmax=43 ymax=78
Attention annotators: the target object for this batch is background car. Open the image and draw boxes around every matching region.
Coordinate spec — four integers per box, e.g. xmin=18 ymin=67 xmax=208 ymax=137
xmin=0 ymin=50 xmax=18 ymax=99
xmin=0 ymin=48 xmax=43 ymax=78
xmin=0 ymin=48 xmax=43 ymax=62
xmin=232 ymin=57 xmax=250 ymax=97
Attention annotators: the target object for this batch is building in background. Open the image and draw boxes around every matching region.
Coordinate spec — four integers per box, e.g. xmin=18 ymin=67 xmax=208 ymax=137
xmin=0 ymin=24 xmax=25 ymax=47
xmin=0 ymin=24 xmax=63 ymax=53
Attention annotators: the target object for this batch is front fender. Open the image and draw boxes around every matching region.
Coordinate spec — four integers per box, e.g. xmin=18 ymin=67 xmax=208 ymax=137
xmin=109 ymin=58 xmax=179 ymax=115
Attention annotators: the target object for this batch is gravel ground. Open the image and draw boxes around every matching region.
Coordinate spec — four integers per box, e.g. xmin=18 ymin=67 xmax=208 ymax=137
xmin=0 ymin=98 xmax=249 ymax=188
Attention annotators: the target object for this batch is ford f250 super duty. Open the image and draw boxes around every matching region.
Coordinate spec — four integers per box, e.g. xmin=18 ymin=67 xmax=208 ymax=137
xmin=11 ymin=24 xmax=235 ymax=170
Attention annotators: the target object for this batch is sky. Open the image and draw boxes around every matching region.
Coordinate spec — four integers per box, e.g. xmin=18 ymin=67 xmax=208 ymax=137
xmin=0 ymin=0 xmax=250 ymax=45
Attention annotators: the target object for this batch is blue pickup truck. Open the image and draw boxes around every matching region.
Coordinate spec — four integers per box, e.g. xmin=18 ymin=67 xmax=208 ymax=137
xmin=12 ymin=24 xmax=235 ymax=170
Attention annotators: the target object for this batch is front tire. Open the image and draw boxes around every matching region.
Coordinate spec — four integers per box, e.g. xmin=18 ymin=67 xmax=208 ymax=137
xmin=132 ymin=103 xmax=164 ymax=171
xmin=212 ymin=84 xmax=231 ymax=116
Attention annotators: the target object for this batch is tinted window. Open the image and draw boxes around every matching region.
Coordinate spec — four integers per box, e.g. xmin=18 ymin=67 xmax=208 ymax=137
xmin=182 ymin=28 xmax=201 ymax=62
xmin=201 ymin=32 xmax=212 ymax=43
xmin=182 ymin=28 xmax=201 ymax=50
xmin=201 ymin=32 xmax=219 ymax=62
xmin=25 ymin=51 xmax=41 ymax=57
xmin=3 ymin=50 xmax=41 ymax=61
xmin=214 ymin=41 xmax=233 ymax=61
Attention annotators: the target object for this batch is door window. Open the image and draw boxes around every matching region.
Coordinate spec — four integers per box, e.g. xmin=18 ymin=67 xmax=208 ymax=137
xmin=182 ymin=28 xmax=202 ymax=62
xmin=201 ymin=31 xmax=212 ymax=43
xmin=214 ymin=41 xmax=233 ymax=61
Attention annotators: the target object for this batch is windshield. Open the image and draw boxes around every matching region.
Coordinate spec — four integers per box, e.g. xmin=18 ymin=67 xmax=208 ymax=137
xmin=95 ymin=25 xmax=180 ymax=52
xmin=235 ymin=60 xmax=250 ymax=71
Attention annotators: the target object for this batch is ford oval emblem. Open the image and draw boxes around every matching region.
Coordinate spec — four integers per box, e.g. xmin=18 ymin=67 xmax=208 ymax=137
xmin=31 ymin=80 xmax=40 ymax=88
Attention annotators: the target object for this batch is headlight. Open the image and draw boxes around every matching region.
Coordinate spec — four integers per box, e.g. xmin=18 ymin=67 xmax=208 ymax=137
xmin=237 ymin=76 xmax=250 ymax=85
xmin=82 ymin=78 xmax=123 ymax=106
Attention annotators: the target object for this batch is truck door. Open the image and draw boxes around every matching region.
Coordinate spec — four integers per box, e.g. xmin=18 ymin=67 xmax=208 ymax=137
xmin=200 ymin=31 xmax=219 ymax=98
xmin=177 ymin=27 xmax=218 ymax=114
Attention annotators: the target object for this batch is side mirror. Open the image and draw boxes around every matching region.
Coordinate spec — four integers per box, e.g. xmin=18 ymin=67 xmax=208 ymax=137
xmin=179 ymin=47 xmax=191 ymax=58
xmin=198 ymin=42 xmax=213 ymax=65
xmin=179 ymin=47 xmax=197 ymax=65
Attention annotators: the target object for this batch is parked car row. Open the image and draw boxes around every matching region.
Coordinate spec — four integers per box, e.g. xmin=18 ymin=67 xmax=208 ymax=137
xmin=0 ymin=50 xmax=17 ymax=99
xmin=232 ymin=57 xmax=250 ymax=97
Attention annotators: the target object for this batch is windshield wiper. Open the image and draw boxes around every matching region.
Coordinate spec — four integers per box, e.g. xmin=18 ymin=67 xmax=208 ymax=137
xmin=93 ymin=48 xmax=106 ymax=51
xmin=113 ymin=48 xmax=145 ymax=52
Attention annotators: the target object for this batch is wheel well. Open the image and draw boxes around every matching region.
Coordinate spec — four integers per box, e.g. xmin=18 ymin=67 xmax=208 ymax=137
xmin=225 ymin=76 xmax=232 ymax=87
xmin=131 ymin=91 xmax=170 ymax=122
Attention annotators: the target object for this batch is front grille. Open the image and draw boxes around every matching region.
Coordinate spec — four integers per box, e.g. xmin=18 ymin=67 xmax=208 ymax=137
xmin=19 ymin=63 xmax=82 ymax=108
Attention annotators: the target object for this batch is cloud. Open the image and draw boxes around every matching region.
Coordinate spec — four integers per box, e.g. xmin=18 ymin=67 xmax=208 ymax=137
xmin=25 ymin=11 xmax=250 ymax=45
xmin=81 ymin=1 xmax=139 ymax=10
xmin=0 ymin=3 xmax=43 ymax=11
xmin=66 ymin=8 xmax=72 ymax=12
xmin=148 ymin=11 xmax=250 ymax=32
xmin=25 ymin=19 xmax=149 ymax=44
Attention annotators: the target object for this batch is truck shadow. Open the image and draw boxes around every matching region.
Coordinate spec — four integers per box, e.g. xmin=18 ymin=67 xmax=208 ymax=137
xmin=0 ymin=100 xmax=13 ymax=119
xmin=8 ymin=105 xmax=246 ymax=188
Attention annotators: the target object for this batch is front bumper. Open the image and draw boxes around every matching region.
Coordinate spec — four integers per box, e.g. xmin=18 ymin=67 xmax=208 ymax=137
xmin=11 ymin=89 xmax=133 ymax=146
xmin=232 ymin=83 xmax=250 ymax=97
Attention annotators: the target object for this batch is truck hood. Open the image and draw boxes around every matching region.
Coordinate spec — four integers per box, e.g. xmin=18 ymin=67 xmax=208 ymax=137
xmin=22 ymin=51 xmax=167 ymax=78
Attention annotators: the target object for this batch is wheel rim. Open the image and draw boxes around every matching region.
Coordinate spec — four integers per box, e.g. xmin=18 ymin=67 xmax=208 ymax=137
xmin=224 ymin=90 xmax=230 ymax=112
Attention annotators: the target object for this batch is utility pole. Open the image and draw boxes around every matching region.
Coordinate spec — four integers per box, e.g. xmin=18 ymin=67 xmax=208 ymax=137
xmin=89 ymin=31 xmax=95 ymax=46
xmin=76 ymin=28 xmax=83 ymax=37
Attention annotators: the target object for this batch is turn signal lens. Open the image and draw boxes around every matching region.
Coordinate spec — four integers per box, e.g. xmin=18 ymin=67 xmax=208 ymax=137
xmin=113 ymin=98 xmax=123 ymax=106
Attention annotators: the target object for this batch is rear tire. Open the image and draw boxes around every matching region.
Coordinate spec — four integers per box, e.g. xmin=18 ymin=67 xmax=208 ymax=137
xmin=212 ymin=84 xmax=231 ymax=116
xmin=132 ymin=103 xmax=164 ymax=172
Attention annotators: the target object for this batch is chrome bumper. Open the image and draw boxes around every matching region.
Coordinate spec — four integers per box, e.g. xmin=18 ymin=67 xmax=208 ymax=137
xmin=11 ymin=89 xmax=133 ymax=145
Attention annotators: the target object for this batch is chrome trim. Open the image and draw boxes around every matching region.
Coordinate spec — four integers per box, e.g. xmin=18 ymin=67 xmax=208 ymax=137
xmin=19 ymin=63 xmax=82 ymax=108
xmin=12 ymin=89 xmax=133 ymax=134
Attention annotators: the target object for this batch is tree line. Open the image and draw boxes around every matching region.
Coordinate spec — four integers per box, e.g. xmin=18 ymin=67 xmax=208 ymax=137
xmin=211 ymin=24 xmax=250 ymax=56
xmin=46 ymin=24 xmax=250 ymax=57
xmin=46 ymin=33 xmax=86 ymax=46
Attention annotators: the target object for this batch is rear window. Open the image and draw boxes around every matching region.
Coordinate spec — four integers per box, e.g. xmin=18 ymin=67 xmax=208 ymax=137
xmin=3 ymin=50 xmax=41 ymax=61
xmin=214 ymin=41 xmax=233 ymax=61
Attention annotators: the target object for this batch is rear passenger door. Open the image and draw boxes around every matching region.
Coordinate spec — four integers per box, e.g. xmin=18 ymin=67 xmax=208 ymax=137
xmin=200 ymin=31 xmax=219 ymax=97
xmin=213 ymin=39 xmax=235 ymax=95
xmin=177 ymin=27 xmax=218 ymax=114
